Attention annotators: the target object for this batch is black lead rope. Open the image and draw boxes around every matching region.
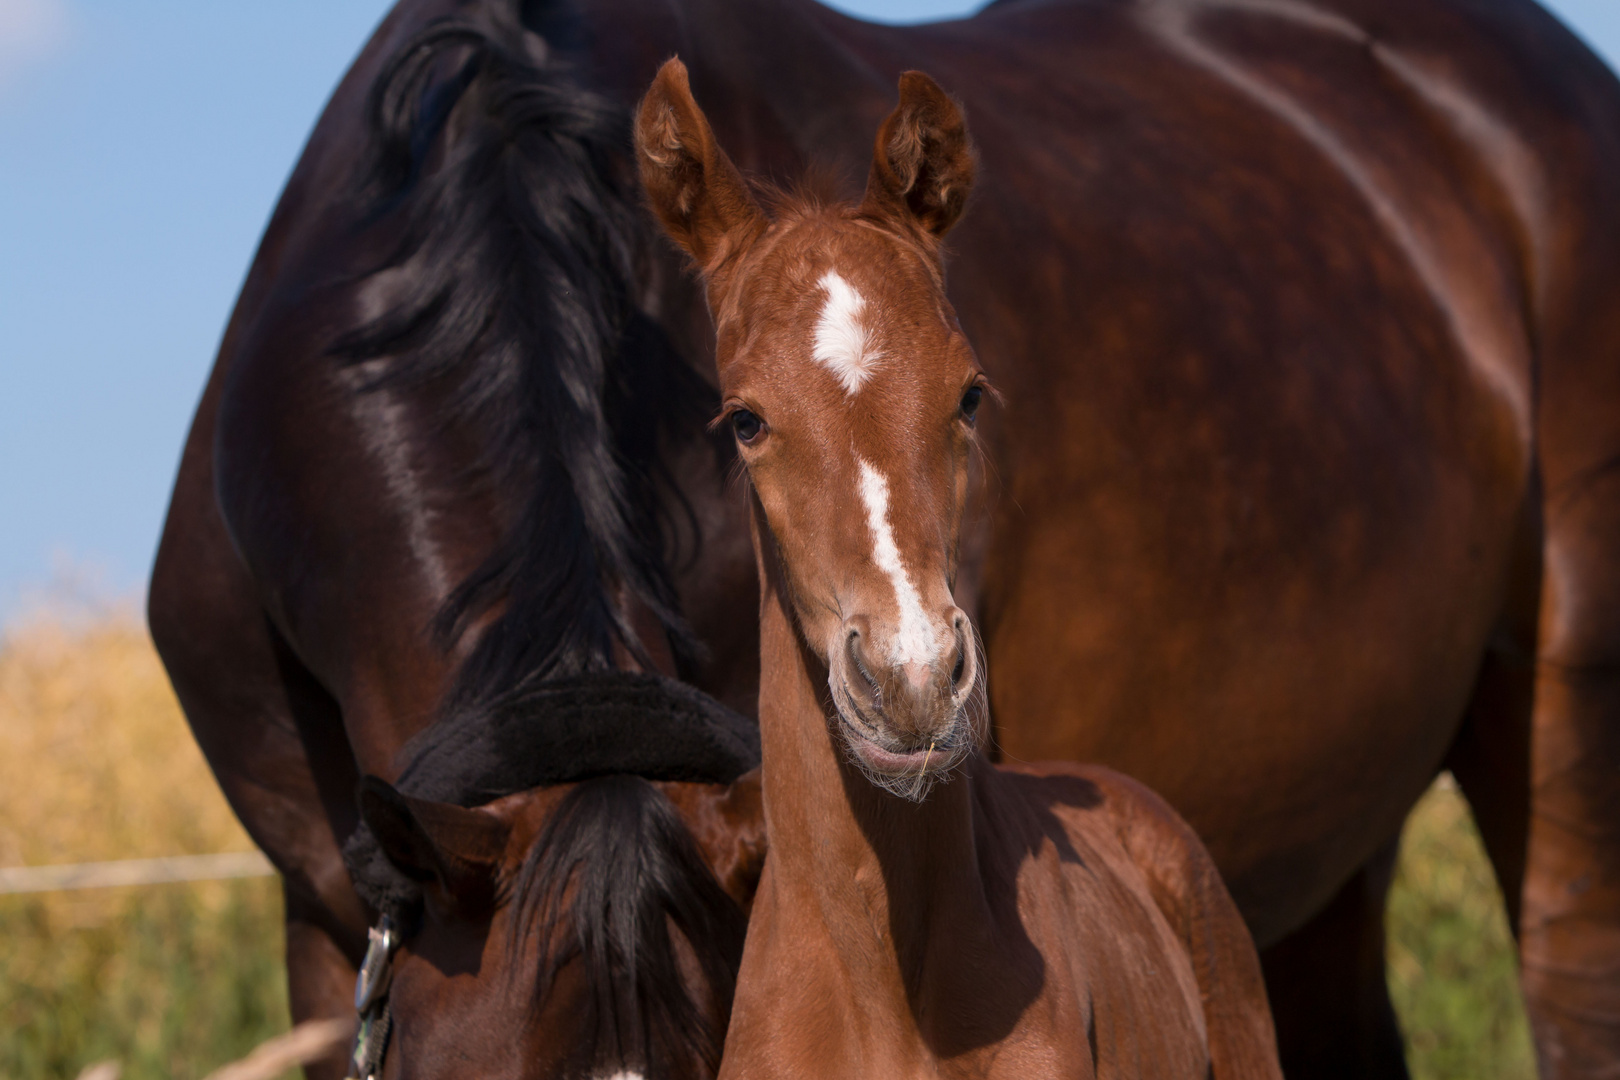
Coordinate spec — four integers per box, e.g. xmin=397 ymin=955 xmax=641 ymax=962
xmin=348 ymin=916 xmax=399 ymax=1080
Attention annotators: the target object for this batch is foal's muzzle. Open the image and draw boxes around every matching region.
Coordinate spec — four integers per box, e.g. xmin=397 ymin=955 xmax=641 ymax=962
xmin=829 ymin=608 xmax=979 ymax=780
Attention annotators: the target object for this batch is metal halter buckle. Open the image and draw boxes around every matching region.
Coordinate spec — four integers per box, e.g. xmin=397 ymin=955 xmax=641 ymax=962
xmin=347 ymin=915 xmax=399 ymax=1080
xmin=354 ymin=917 xmax=398 ymax=1012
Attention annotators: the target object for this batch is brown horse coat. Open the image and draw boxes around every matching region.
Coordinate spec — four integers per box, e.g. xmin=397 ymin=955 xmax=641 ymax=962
xmin=152 ymin=0 xmax=1620 ymax=1073
xmin=636 ymin=59 xmax=1281 ymax=1078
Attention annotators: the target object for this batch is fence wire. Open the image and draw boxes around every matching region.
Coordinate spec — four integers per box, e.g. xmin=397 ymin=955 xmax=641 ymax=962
xmin=0 ymin=852 xmax=275 ymax=894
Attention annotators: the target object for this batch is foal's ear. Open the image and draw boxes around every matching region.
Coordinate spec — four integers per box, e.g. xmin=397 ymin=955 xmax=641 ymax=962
xmin=359 ymin=777 xmax=510 ymax=911
xmin=861 ymin=71 xmax=975 ymax=239
xmin=635 ymin=57 xmax=766 ymax=271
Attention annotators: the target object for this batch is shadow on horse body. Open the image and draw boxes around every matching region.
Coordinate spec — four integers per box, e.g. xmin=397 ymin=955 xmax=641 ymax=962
xmin=634 ymin=59 xmax=1282 ymax=1078
xmin=152 ymin=0 xmax=1620 ymax=1075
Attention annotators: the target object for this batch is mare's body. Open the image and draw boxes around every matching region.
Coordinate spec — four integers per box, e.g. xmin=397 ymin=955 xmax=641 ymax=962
xmin=153 ymin=0 xmax=1620 ymax=1073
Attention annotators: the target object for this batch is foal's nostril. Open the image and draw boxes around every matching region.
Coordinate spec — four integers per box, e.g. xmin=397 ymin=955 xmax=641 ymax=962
xmin=949 ymin=610 xmax=977 ymax=697
xmin=844 ymin=622 xmax=881 ymax=705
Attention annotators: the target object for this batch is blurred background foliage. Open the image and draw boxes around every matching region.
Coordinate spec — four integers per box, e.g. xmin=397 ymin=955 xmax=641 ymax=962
xmin=1388 ymin=775 xmax=1537 ymax=1079
xmin=0 ymin=607 xmax=289 ymax=1080
xmin=0 ymin=606 xmax=1536 ymax=1079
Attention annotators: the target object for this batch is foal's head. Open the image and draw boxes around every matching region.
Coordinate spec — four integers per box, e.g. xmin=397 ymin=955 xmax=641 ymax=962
xmin=636 ymin=61 xmax=986 ymax=797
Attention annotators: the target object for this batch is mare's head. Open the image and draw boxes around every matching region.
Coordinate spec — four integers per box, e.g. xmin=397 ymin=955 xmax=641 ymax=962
xmin=635 ymin=61 xmax=986 ymax=798
xmin=344 ymin=678 xmax=762 ymax=1079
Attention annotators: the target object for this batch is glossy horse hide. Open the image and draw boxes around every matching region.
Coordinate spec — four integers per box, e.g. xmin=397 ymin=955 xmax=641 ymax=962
xmin=635 ymin=60 xmax=1282 ymax=1078
xmin=151 ymin=0 xmax=1620 ymax=1075
xmin=148 ymin=6 xmax=765 ymax=1078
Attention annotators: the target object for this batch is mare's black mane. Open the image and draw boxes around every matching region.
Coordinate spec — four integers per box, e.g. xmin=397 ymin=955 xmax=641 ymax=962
xmin=334 ymin=5 xmax=748 ymax=1076
xmin=333 ymin=3 xmax=713 ymax=711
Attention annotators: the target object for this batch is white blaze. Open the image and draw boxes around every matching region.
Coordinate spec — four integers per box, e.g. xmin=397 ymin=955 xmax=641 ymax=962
xmin=856 ymin=458 xmax=941 ymax=668
xmin=812 ymin=270 xmax=881 ymax=395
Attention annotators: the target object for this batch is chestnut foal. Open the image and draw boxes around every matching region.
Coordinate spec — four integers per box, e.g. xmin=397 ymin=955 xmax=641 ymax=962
xmin=636 ymin=61 xmax=1281 ymax=1079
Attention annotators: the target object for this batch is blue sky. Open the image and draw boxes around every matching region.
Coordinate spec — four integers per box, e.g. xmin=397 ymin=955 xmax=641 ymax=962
xmin=1 ymin=0 xmax=1616 ymax=619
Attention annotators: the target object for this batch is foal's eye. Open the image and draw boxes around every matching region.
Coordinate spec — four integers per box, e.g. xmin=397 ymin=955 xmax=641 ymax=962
xmin=731 ymin=409 xmax=764 ymax=444
xmin=959 ymin=386 xmax=984 ymax=423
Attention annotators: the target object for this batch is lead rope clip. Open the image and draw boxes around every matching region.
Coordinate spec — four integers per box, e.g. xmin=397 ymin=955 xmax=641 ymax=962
xmin=346 ymin=915 xmax=399 ymax=1080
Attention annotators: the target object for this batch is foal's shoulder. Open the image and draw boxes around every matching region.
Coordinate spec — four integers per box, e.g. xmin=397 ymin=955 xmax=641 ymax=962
xmin=995 ymin=761 xmax=1219 ymax=919
xmin=997 ymin=761 xmax=1281 ymax=1078
xmin=996 ymin=761 xmax=1189 ymax=839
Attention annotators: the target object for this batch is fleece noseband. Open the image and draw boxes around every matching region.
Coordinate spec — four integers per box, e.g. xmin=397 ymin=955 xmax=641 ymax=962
xmin=342 ymin=670 xmax=760 ymax=1077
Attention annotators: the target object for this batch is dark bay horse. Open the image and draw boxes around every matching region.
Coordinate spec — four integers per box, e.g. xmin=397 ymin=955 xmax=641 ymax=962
xmin=149 ymin=8 xmax=769 ymax=1077
xmin=151 ymin=0 xmax=1620 ymax=1075
xmin=635 ymin=59 xmax=1282 ymax=1077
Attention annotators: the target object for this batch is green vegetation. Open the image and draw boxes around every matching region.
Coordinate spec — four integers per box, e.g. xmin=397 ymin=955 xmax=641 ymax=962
xmin=0 ymin=609 xmax=1540 ymax=1077
xmin=1387 ymin=776 xmax=1538 ymax=1080
xmin=0 ymin=882 xmax=289 ymax=1080
xmin=0 ymin=611 xmax=290 ymax=1080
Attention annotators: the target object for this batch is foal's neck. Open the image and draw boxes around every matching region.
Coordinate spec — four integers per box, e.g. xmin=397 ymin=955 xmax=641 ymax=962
xmin=751 ymin=523 xmax=1002 ymax=1025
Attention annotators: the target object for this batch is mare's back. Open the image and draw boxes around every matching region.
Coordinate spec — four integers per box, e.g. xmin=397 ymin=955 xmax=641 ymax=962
xmin=878 ymin=0 xmax=1597 ymax=937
